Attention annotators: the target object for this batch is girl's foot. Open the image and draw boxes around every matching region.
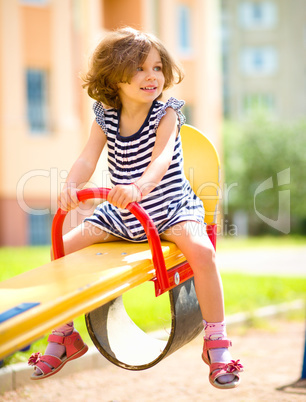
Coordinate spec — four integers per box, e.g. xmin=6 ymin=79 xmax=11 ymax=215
xmin=28 ymin=330 xmax=88 ymax=380
xmin=202 ymin=338 xmax=243 ymax=389
xmin=32 ymin=323 xmax=74 ymax=376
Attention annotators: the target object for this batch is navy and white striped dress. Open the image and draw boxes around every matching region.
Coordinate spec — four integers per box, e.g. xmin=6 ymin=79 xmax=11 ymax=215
xmin=84 ymin=97 xmax=205 ymax=242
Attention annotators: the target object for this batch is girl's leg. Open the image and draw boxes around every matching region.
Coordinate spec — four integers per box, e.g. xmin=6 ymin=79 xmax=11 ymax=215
xmin=161 ymin=221 xmax=236 ymax=384
xmin=161 ymin=221 xmax=223 ymax=322
xmin=33 ymin=222 xmax=119 ymax=377
xmin=61 ymin=221 xmax=120 ymax=256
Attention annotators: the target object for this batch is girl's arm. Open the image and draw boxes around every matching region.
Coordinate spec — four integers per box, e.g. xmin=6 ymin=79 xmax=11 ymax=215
xmin=58 ymin=120 xmax=107 ymax=211
xmin=108 ymin=108 xmax=178 ymax=208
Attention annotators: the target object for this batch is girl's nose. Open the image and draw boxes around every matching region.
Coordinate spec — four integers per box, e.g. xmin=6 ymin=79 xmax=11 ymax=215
xmin=146 ymin=70 xmax=156 ymax=80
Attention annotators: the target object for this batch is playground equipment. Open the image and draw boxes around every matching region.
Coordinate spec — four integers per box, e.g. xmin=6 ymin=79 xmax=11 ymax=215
xmin=0 ymin=125 xmax=220 ymax=369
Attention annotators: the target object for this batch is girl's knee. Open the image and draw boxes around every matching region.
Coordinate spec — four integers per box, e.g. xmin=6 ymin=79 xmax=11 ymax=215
xmin=190 ymin=244 xmax=216 ymax=274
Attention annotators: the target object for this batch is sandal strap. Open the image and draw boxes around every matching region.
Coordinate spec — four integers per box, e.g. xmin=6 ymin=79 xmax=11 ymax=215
xmin=210 ymin=363 xmax=234 ymax=383
xmin=49 ymin=331 xmax=85 ymax=358
xmin=202 ymin=339 xmax=233 ymax=366
xmin=210 ymin=362 xmax=229 ymax=373
xmin=210 ymin=361 xmax=243 ymax=383
xmin=34 ymin=361 xmax=52 ymax=376
xmin=204 ymin=339 xmax=232 ymax=351
xmin=48 ymin=333 xmax=65 ymax=344
xmin=34 ymin=355 xmax=62 ymax=376
xmin=40 ymin=355 xmax=62 ymax=367
xmin=46 ymin=331 xmax=85 ymax=359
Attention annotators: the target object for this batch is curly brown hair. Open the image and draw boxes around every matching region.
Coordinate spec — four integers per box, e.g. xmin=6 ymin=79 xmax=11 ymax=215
xmin=82 ymin=27 xmax=184 ymax=109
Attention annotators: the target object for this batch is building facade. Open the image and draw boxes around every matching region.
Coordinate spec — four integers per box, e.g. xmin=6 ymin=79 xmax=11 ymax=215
xmin=221 ymin=0 xmax=306 ymax=120
xmin=0 ymin=0 xmax=221 ymax=246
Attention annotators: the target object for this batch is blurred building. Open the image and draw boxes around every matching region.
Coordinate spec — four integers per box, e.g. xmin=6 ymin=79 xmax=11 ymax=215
xmin=0 ymin=0 xmax=221 ymax=246
xmin=221 ymin=0 xmax=306 ymax=120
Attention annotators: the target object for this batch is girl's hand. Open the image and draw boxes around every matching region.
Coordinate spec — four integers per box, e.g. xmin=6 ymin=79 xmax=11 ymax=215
xmin=58 ymin=185 xmax=80 ymax=211
xmin=108 ymin=184 xmax=141 ymax=209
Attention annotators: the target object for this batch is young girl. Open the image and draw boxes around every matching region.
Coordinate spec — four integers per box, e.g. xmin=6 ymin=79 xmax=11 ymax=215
xmin=29 ymin=27 xmax=243 ymax=389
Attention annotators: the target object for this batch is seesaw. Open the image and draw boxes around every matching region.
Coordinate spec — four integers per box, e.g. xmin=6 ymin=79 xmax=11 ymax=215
xmin=0 ymin=125 xmax=220 ymax=370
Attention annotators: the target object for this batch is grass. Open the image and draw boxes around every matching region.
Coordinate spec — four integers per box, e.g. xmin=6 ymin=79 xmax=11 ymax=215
xmin=0 ymin=246 xmax=50 ymax=281
xmin=0 ymin=236 xmax=305 ymax=366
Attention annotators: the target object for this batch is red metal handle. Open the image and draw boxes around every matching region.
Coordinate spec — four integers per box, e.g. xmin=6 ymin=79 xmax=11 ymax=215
xmin=51 ymin=187 xmax=170 ymax=293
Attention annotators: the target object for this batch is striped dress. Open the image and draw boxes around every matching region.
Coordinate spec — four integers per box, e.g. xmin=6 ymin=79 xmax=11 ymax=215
xmin=84 ymin=97 xmax=205 ymax=242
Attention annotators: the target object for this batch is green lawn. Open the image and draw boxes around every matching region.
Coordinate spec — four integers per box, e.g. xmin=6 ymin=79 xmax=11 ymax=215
xmin=0 ymin=246 xmax=50 ymax=281
xmin=0 ymin=236 xmax=305 ymax=366
xmin=1 ymin=235 xmax=304 ymax=281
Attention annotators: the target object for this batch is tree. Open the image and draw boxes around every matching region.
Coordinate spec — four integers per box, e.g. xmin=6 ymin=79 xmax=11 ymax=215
xmin=223 ymin=116 xmax=306 ymax=234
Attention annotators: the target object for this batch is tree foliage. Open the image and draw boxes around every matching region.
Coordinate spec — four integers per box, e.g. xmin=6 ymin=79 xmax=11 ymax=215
xmin=222 ymin=115 xmax=306 ymax=234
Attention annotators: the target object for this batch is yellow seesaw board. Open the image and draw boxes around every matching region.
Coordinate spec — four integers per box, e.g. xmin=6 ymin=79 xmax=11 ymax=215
xmin=0 ymin=240 xmax=185 ymax=360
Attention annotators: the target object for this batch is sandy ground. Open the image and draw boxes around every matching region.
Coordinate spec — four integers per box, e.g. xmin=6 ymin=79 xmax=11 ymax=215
xmin=1 ymin=319 xmax=305 ymax=402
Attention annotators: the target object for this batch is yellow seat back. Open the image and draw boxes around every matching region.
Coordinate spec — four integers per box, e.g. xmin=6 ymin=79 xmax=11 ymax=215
xmin=180 ymin=125 xmax=220 ymax=225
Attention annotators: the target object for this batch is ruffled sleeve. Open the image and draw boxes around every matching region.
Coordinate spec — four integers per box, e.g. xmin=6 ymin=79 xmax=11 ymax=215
xmin=154 ymin=97 xmax=186 ymax=131
xmin=93 ymin=101 xmax=108 ymax=135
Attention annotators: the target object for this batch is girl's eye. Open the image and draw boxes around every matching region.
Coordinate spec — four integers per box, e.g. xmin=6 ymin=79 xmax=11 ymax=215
xmin=136 ymin=67 xmax=143 ymax=71
xmin=154 ymin=66 xmax=162 ymax=71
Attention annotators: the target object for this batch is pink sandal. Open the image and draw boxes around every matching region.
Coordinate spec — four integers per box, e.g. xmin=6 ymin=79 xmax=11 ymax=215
xmin=28 ymin=331 xmax=88 ymax=380
xmin=202 ymin=339 xmax=243 ymax=389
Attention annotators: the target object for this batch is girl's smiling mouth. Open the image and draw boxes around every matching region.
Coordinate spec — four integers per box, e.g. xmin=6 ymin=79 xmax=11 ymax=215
xmin=141 ymin=86 xmax=157 ymax=91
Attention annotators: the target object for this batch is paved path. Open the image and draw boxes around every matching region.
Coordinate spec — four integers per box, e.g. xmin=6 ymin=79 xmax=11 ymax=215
xmin=217 ymin=246 xmax=306 ymax=277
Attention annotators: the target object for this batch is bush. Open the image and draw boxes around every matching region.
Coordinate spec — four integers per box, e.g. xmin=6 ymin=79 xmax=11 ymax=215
xmin=222 ymin=115 xmax=306 ymax=235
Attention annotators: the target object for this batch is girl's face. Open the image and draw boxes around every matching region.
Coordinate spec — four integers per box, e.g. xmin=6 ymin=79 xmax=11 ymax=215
xmin=118 ymin=47 xmax=165 ymax=108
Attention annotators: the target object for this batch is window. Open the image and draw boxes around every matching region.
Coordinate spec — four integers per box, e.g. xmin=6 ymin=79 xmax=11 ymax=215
xmin=26 ymin=69 xmax=49 ymax=134
xmin=20 ymin=0 xmax=49 ymax=5
xmin=239 ymin=1 xmax=277 ymax=29
xmin=28 ymin=213 xmax=52 ymax=245
xmin=241 ymin=47 xmax=277 ymax=75
xmin=303 ymin=26 xmax=306 ymax=48
xmin=243 ymin=93 xmax=275 ymax=116
xmin=177 ymin=4 xmax=192 ymax=55
xmin=152 ymin=0 xmax=161 ymax=36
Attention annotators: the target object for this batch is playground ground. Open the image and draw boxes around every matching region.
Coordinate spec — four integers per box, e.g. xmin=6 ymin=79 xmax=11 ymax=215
xmin=1 ymin=318 xmax=305 ymax=401
xmin=1 ymin=245 xmax=305 ymax=400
